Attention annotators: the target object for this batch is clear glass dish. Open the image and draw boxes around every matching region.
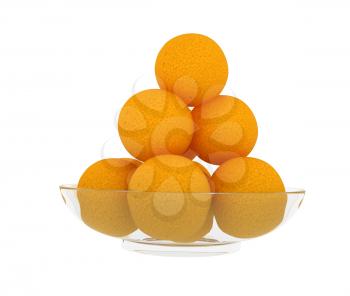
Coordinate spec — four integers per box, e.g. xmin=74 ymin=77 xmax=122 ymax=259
xmin=60 ymin=185 xmax=304 ymax=256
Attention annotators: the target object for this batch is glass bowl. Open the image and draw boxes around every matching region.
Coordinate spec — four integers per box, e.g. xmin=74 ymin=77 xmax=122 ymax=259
xmin=60 ymin=185 xmax=304 ymax=256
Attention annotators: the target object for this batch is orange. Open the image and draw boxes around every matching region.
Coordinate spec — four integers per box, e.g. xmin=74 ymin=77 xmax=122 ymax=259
xmin=77 ymin=158 xmax=141 ymax=237
xmin=118 ymin=89 xmax=194 ymax=161
xmin=212 ymin=157 xmax=286 ymax=238
xmin=191 ymin=95 xmax=258 ymax=165
xmin=155 ymin=33 xmax=228 ymax=106
xmin=127 ymin=155 xmax=211 ymax=242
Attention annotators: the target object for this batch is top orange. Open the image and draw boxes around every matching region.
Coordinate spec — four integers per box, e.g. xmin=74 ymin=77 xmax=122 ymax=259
xmin=155 ymin=33 xmax=228 ymax=106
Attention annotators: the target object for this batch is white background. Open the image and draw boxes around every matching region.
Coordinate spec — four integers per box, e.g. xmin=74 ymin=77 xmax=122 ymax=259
xmin=1 ymin=0 xmax=349 ymax=295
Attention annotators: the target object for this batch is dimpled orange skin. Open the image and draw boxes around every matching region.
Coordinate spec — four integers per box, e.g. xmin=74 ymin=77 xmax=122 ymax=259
xmin=181 ymin=209 xmax=214 ymax=242
xmin=77 ymin=158 xmax=141 ymax=237
xmin=127 ymin=155 xmax=211 ymax=242
xmin=212 ymin=157 xmax=287 ymax=238
xmin=118 ymin=89 xmax=194 ymax=161
xmin=191 ymin=95 xmax=258 ymax=165
xmin=155 ymin=33 xmax=228 ymax=107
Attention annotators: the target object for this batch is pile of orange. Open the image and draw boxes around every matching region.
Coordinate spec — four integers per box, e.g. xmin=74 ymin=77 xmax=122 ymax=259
xmin=77 ymin=33 xmax=286 ymax=242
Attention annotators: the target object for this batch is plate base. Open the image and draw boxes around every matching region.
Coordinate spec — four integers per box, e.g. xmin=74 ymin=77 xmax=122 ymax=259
xmin=122 ymin=239 xmax=241 ymax=257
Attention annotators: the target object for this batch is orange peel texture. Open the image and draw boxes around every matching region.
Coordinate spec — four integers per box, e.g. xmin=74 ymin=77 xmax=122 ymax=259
xmin=212 ymin=157 xmax=286 ymax=238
